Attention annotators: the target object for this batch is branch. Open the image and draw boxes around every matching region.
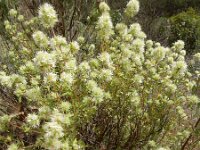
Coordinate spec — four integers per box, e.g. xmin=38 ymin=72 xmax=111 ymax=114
xmin=181 ymin=117 xmax=200 ymax=150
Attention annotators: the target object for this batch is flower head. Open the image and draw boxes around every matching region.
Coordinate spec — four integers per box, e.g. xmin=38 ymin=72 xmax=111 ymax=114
xmin=32 ymin=31 xmax=49 ymax=48
xmin=39 ymin=3 xmax=58 ymax=28
xmin=96 ymin=12 xmax=113 ymax=40
xmin=60 ymin=72 xmax=74 ymax=86
xmin=50 ymin=36 xmax=67 ymax=49
xmin=125 ymin=0 xmax=140 ymax=18
xmin=26 ymin=113 xmax=40 ymax=128
xmin=44 ymin=72 xmax=57 ymax=83
xmin=43 ymin=121 xmax=64 ymax=138
xmin=99 ymin=2 xmax=110 ymax=12
xmin=33 ymin=51 xmax=56 ymax=69
xmin=9 ymin=9 xmax=17 ymax=17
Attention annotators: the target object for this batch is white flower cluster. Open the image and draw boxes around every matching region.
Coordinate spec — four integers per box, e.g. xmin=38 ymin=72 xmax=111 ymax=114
xmin=50 ymin=35 xmax=67 ymax=49
xmin=98 ymin=52 xmax=113 ymax=68
xmin=39 ymin=3 xmax=58 ymax=28
xmin=33 ymin=51 xmax=56 ymax=69
xmin=43 ymin=121 xmax=64 ymax=147
xmin=32 ymin=31 xmax=49 ymax=48
xmin=25 ymin=86 xmax=41 ymax=102
xmin=86 ymin=80 xmax=104 ymax=102
xmin=96 ymin=3 xmax=113 ymax=40
xmin=60 ymin=72 xmax=74 ymax=86
xmin=99 ymin=2 xmax=110 ymax=12
xmin=44 ymin=72 xmax=57 ymax=84
xmin=26 ymin=113 xmax=40 ymax=128
xmin=9 ymin=9 xmax=17 ymax=17
xmin=125 ymin=0 xmax=140 ymax=18
xmin=70 ymin=41 xmax=80 ymax=54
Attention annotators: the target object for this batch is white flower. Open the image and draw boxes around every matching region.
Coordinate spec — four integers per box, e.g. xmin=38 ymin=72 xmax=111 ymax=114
xmin=193 ymin=53 xmax=200 ymax=62
xmin=77 ymin=36 xmax=85 ymax=43
xmin=65 ymin=59 xmax=77 ymax=72
xmin=129 ymin=23 xmax=141 ymax=36
xmin=99 ymin=69 xmax=113 ymax=81
xmin=60 ymin=101 xmax=71 ymax=112
xmin=0 ymin=74 xmax=12 ymax=88
xmin=60 ymin=72 xmax=74 ymax=85
xmin=18 ymin=15 xmax=24 ymax=21
xmin=173 ymin=40 xmax=185 ymax=51
xmin=125 ymin=0 xmax=140 ymax=18
xmin=44 ymin=72 xmax=57 ymax=83
xmin=99 ymin=2 xmax=110 ymax=12
xmin=0 ymin=115 xmax=11 ymax=132
xmin=47 ymin=139 xmax=63 ymax=150
xmin=19 ymin=61 xmax=35 ymax=74
xmin=25 ymin=87 xmax=41 ymax=101
xmin=132 ymin=38 xmax=145 ymax=53
xmin=116 ymin=23 xmax=128 ymax=36
xmin=188 ymin=95 xmax=199 ymax=104
xmin=90 ymin=58 xmax=100 ymax=68
xmin=87 ymin=80 xmax=97 ymax=90
xmin=70 ymin=41 xmax=80 ymax=53
xmin=146 ymin=40 xmax=154 ymax=48
xmin=14 ymin=83 xmax=27 ymax=97
xmin=79 ymin=61 xmax=91 ymax=72
xmin=62 ymin=140 xmax=70 ymax=150
xmin=39 ymin=3 xmax=58 ymax=28
xmin=172 ymin=61 xmax=187 ymax=76
xmin=51 ymin=109 xmax=71 ymax=125
xmin=32 ymin=31 xmax=49 ymax=48
xmin=50 ymin=36 xmax=67 ymax=49
xmin=122 ymin=48 xmax=133 ymax=58
xmin=165 ymin=83 xmax=177 ymax=93
xmin=43 ymin=121 xmax=64 ymax=138
xmin=10 ymin=74 xmax=27 ymax=85
xmin=86 ymin=80 xmax=104 ymax=102
xmin=9 ymin=9 xmax=17 ymax=17
xmin=89 ymin=44 xmax=95 ymax=51
xmin=152 ymin=47 xmax=167 ymax=61
xmin=39 ymin=106 xmax=51 ymax=118
xmin=34 ymin=51 xmax=56 ymax=68
xmin=180 ymin=50 xmax=186 ymax=56
xmin=148 ymin=140 xmax=156 ymax=147
xmin=98 ymin=52 xmax=113 ymax=67
xmin=133 ymin=74 xmax=144 ymax=84
xmin=26 ymin=113 xmax=40 ymax=128
xmin=96 ymin=12 xmax=114 ymax=40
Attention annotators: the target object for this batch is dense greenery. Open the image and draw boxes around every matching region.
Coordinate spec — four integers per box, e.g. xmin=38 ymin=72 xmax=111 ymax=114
xmin=0 ymin=0 xmax=199 ymax=150
xmin=170 ymin=8 xmax=200 ymax=55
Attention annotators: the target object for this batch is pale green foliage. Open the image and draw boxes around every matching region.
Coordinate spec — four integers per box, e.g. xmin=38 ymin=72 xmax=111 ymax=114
xmin=0 ymin=0 xmax=199 ymax=149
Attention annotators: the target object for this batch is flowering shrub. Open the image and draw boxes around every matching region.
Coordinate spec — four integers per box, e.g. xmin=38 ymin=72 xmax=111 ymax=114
xmin=0 ymin=0 xmax=199 ymax=149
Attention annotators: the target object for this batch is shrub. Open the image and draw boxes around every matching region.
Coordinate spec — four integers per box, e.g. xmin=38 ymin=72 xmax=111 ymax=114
xmin=170 ymin=8 xmax=200 ymax=55
xmin=0 ymin=0 xmax=199 ymax=149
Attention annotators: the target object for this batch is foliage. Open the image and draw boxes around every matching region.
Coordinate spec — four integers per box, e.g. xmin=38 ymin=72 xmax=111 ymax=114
xmin=170 ymin=8 xmax=200 ymax=55
xmin=0 ymin=0 xmax=199 ymax=150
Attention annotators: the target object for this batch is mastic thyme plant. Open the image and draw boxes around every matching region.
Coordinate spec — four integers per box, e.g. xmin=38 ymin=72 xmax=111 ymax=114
xmin=0 ymin=0 xmax=200 ymax=149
